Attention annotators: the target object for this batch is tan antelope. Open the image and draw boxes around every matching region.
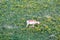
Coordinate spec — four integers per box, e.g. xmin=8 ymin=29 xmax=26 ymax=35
xmin=26 ymin=20 xmax=40 ymax=27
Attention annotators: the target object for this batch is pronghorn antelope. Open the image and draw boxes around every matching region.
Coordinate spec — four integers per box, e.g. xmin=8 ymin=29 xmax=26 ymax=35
xmin=26 ymin=20 xmax=40 ymax=27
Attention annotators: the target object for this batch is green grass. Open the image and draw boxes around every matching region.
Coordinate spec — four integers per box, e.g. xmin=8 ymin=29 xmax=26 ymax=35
xmin=0 ymin=0 xmax=60 ymax=40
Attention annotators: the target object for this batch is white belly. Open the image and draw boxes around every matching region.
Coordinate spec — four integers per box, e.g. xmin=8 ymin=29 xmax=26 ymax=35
xmin=29 ymin=22 xmax=36 ymax=24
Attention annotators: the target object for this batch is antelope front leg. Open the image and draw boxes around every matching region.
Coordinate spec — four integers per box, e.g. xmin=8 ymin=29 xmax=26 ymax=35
xmin=26 ymin=24 xmax=29 ymax=27
xmin=32 ymin=24 xmax=34 ymax=27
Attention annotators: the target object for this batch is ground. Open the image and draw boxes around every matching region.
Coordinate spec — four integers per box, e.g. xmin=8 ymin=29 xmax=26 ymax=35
xmin=0 ymin=0 xmax=60 ymax=40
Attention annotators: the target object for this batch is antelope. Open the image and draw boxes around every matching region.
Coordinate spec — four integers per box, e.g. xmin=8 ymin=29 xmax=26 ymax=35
xmin=26 ymin=20 xmax=40 ymax=27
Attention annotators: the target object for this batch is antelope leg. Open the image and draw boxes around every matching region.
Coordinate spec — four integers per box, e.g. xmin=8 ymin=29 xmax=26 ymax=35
xmin=26 ymin=24 xmax=29 ymax=27
xmin=32 ymin=24 xmax=34 ymax=27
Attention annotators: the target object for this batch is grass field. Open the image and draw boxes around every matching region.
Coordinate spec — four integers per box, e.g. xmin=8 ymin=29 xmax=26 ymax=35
xmin=0 ymin=0 xmax=60 ymax=40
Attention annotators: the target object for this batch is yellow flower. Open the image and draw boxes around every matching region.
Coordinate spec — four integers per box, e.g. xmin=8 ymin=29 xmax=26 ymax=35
xmin=58 ymin=18 xmax=60 ymax=20
xmin=20 ymin=5 xmax=24 ymax=8
xmin=45 ymin=25 xmax=49 ymax=29
xmin=35 ymin=27 xmax=40 ymax=31
xmin=47 ymin=28 xmax=51 ymax=33
xmin=11 ymin=7 xmax=15 ymax=10
xmin=45 ymin=4 xmax=48 ymax=7
xmin=47 ymin=18 xmax=51 ymax=21
xmin=48 ymin=28 xmax=51 ymax=31
xmin=21 ymin=18 xmax=25 ymax=20
xmin=38 ymin=29 xmax=41 ymax=30
xmin=48 ymin=0 xmax=50 ymax=2
xmin=58 ymin=25 xmax=60 ymax=27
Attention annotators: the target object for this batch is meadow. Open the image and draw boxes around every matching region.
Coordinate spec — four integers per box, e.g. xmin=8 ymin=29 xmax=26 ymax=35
xmin=0 ymin=0 xmax=60 ymax=40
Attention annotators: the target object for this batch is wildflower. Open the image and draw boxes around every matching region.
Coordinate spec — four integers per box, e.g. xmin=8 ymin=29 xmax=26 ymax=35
xmin=58 ymin=25 xmax=60 ymax=27
xmin=58 ymin=18 xmax=60 ymax=20
xmin=38 ymin=28 xmax=41 ymax=30
xmin=43 ymin=24 xmax=49 ymax=29
xmin=2 ymin=14 xmax=4 ymax=16
xmin=21 ymin=18 xmax=25 ymax=20
xmin=35 ymin=27 xmax=41 ymax=31
xmin=45 ymin=4 xmax=48 ymax=7
xmin=48 ymin=0 xmax=50 ymax=2
xmin=45 ymin=25 xmax=49 ymax=29
xmin=44 ymin=15 xmax=51 ymax=18
xmin=44 ymin=15 xmax=52 ymax=21
xmin=48 ymin=28 xmax=51 ymax=31
xmin=27 ymin=10 xmax=31 ymax=13
xmin=11 ymin=7 xmax=15 ymax=11
xmin=47 ymin=18 xmax=51 ymax=21
xmin=20 ymin=5 xmax=24 ymax=8
xmin=23 ymin=0 xmax=27 ymax=2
